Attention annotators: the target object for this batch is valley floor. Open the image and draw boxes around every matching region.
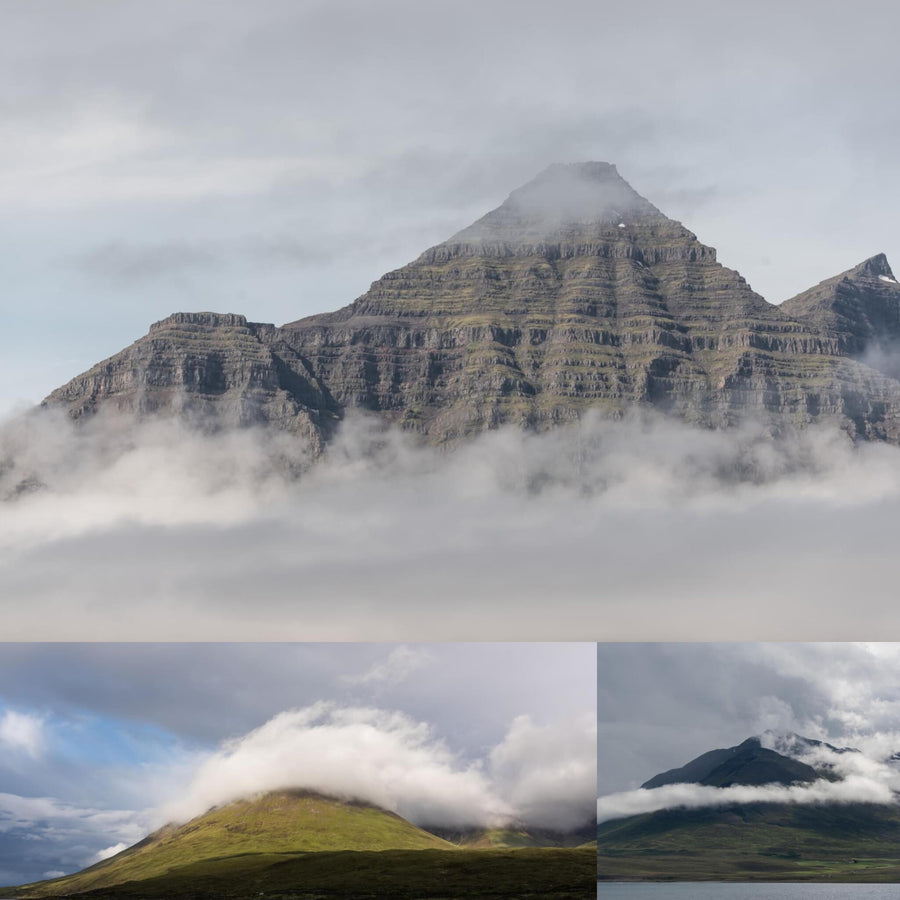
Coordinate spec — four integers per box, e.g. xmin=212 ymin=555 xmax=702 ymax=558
xmin=11 ymin=848 xmax=596 ymax=900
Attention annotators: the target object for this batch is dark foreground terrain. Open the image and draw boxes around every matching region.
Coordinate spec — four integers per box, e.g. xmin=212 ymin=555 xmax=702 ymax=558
xmin=597 ymin=802 xmax=900 ymax=882
xmin=8 ymin=847 xmax=596 ymax=900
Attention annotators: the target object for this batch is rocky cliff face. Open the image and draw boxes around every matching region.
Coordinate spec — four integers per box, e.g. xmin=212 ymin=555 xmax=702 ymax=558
xmin=43 ymin=311 xmax=339 ymax=449
xmin=42 ymin=163 xmax=900 ymax=446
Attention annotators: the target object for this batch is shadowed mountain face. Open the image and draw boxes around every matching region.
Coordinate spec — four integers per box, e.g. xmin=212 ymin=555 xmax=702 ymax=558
xmin=43 ymin=163 xmax=900 ymax=446
xmin=598 ymin=736 xmax=900 ymax=882
xmin=641 ymin=737 xmax=820 ymax=789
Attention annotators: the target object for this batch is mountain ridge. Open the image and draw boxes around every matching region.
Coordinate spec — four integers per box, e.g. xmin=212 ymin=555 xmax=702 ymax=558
xmin=40 ymin=162 xmax=900 ymax=448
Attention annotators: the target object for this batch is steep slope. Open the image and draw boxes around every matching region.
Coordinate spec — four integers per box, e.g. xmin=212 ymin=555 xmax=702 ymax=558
xmin=781 ymin=254 xmax=900 ymax=362
xmin=42 ymin=313 xmax=339 ymax=448
xmin=642 ymin=737 xmax=820 ymax=789
xmin=42 ymin=163 xmax=900 ymax=445
xmin=13 ymin=790 xmax=454 ymax=897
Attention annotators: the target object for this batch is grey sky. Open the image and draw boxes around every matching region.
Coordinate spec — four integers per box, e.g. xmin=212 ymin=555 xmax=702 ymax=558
xmin=596 ymin=643 xmax=900 ymax=796
xmin=2 ymin=0 xmax=900 ymax=415
xmin=0 ymin=643 xmax=595 ymax=751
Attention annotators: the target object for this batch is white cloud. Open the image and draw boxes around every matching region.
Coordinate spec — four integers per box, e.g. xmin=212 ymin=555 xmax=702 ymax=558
xmin=0 ymin=793 xmax=146 ymax=836
xmin=597 ymin=774 xmax=900 ymax=824
xmin=490 ymin=713 xmax=597 ymax=831
xmin=158 ymin=703 xmax=515 ymax=830
xmin=89 ymin=842 xmax=128 ymax=864
xmin=156 ymin=702 xmax=596 ymax=833
xmin=7 ymin=409 xmax=900 ymax=639
xmin=0 ymin=710 xmax=45 ymax=757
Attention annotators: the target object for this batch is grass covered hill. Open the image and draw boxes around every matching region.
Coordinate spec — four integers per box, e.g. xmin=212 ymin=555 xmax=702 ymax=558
xmin=598 ymin=800 xmax=900 ymax=882
xmin=6 ymin=790 xmax=596 ymax=899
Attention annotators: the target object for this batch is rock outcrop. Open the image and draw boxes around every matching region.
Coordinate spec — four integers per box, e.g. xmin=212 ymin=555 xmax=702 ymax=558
xmin=43 ymin=163 xmax=900 ymax=446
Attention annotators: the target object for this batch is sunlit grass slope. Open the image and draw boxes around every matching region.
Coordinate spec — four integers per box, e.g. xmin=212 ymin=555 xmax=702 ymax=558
xmin=11 ymin=790 xmax=454 ymax=897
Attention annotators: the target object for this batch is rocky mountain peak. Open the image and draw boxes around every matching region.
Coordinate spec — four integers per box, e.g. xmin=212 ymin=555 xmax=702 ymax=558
xmin=852 ymin=253 xmax=895 ymax=281
xmin=641 ymin=736 xmax=821 ymax=790
xmin=447 ymin=161 xmax=667 ymax=245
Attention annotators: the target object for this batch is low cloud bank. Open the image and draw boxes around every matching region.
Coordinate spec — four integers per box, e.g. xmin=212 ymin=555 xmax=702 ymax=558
xmin=5 ymin=408 xmax=900 ymax=638
xmin=597 ymin=775 xmax=897 ymax=823
xmin=598 ymin=733 xmax=900 ymax=823
xmin=159 ymin=703 xmax=595 ymax=832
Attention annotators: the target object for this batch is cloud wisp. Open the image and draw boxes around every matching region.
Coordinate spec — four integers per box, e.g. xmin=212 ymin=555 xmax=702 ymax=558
xmin=0 ymin=711 xmax=45 ymax=759
xmin=342 ymin=646 xmax=435 ymax=688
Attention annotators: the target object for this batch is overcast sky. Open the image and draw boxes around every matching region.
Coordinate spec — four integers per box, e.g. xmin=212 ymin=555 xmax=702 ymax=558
xmin=2 ymin=0 xmax=900 ymax=416
xmin=0 ymin=642 xmax=595 ymax=886
xmin=597 ymin=643 xmax=900 ymax=797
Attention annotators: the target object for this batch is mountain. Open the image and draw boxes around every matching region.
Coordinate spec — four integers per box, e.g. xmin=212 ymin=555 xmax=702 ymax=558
xmin=12 ymin=791 xmax=454 ymax=897
xmin=9 ymin=790 xmax=596 ymax=899
xmin=598 ymin=735 xmax=900 ymax=882
xmin=42 ymin=162 xmax=900 ymax=447
xmin=641 ymin=736 xmax=820 ymax=789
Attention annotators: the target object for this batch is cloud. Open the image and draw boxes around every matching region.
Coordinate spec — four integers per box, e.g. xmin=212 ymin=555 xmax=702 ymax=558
xmin=6 ymin=407 xmax=900 ymax=639
xmin=89 ymin=842 xmax=129 ymax=864
xmin=77 ymin=241 xmax=219 ymax=286
xmin=0 ymin=792 xmax=151 ymax=885
xmin=343 ymin=646 xmax=434 ymax=687
xmin=490 ymin=713 xmax=597 ymax=831
xmin=0 ymin=711 xmax=45 ymax=758
xmin=157 ymin=703 xmax=512 ymax=829
xmin=597 ymin=773 xmax=900 ymax=824
xmin=156 ymin=702 xmax=595 ymax=833
xmin=596 ymin=643 xmax=900 ymax=802
xmin=598 ymin=724 xmax=900 ymax=823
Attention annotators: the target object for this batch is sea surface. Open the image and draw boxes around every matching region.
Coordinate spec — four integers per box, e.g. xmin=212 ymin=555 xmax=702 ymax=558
xmin=597 ymin=885 xmax=900 ymax=899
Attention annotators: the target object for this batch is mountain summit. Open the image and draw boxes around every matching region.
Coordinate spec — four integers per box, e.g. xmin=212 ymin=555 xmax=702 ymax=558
xmin=42 ymin=163 xmax=900 ymax=447
xmin=641 ymin=736 xmax=820 ymax=790
xmin=449 ymin=162 xmax=667 ymax=245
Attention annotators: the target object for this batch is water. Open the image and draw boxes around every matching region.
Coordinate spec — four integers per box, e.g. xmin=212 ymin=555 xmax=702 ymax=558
xmin=597 ymin=885 xmax=900 ymax=899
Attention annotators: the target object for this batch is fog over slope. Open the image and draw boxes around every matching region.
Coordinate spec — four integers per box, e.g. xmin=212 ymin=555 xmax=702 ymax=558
xmin=3 ymin=408 xmax=900 ymax=639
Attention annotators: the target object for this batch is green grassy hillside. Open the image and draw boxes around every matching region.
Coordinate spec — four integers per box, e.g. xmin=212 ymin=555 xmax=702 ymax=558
xmin=597 ymin=801 xmax=900 ymax=881
xmin=10 ymin=790 xmax=454 ymax=897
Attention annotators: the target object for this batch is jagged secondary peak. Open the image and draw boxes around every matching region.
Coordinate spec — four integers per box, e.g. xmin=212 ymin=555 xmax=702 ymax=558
xmin=853 ymin=252 xmax=896 ymax=281
xmin=448 ymin=161 xmax=668 ymax=245
xmin=780 ymin=252 xmax=900 ymax=358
